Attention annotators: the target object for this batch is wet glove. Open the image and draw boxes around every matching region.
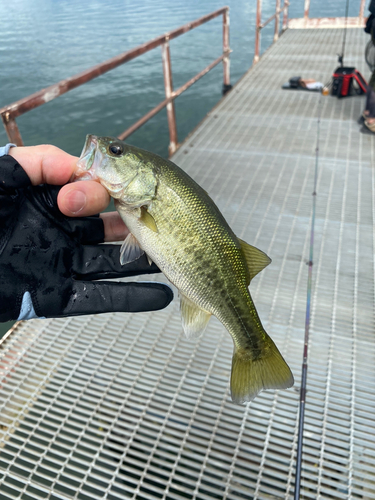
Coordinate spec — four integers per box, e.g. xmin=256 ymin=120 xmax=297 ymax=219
xmin=0 ymin=154 xmax=173 ymax=322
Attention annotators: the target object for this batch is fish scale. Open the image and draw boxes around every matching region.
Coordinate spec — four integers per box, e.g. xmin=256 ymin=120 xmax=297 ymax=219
xmin=75 ymin=135 xmax=294 ymax=403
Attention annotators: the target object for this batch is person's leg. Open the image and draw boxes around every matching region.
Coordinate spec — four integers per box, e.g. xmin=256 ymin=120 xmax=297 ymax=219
xmin=365 ymin=83 xmax=375 ymax=115
xmin=363 ymin=25 xmax=375 ymax=128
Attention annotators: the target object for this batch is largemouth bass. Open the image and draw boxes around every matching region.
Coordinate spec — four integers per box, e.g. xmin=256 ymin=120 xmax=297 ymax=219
xmin=75 ymin=135 xmax=294 ymax=403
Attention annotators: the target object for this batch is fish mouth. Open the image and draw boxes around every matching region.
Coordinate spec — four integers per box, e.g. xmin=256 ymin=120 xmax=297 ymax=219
xmin=73 ymin=135 xmax=103 ymax=181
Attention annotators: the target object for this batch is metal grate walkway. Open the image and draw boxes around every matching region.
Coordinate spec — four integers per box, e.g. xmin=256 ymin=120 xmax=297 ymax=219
xmin=1 ymin=28 xmax=375 ymax=499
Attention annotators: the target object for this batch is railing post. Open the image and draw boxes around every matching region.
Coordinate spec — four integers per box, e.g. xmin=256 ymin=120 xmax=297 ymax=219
xmin=359 ymin=0 xmax=366 ymax=22
xmin=253 ymin=0 xmax=262 ymax=64
xmin=282 ymin=0 xmax=290 ymax=31
xmin=1 ymin=113 xmax=24 ymax=146
xmin=0 ymin=8 xmax=230 ymax=152
xmin=304 ymin=0 xmax=311 ymax=20
xmin=222 ymin=8 xmax=232 ymax=94
xmin=161 ymin=38 xmax=178 ymax=157
xmin=274 ymin=0 xmax=281 ymax=41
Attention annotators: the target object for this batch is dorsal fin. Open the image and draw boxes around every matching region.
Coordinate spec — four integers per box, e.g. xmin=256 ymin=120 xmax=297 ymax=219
xmin=238 ymin=238 xmax=271 ymax=285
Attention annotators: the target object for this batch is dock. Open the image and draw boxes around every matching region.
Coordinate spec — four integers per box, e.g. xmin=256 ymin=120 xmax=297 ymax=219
xmin=1 ymin=27 xmax=375 ymax=499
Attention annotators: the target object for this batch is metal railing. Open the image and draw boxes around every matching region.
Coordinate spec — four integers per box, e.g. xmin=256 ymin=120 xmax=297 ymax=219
xmin=254 ymin=0 xmax=290 ymax=64
xmin=254 ymin=0 xmax=368 ymax=64
xmin=0 ymin=7 xmax=230 ymax=157
xmin=303 ymin=0 xmax=366 ymax=21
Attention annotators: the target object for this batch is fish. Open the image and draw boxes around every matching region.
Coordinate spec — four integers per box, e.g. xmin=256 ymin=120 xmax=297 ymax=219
xmin=74 ymin=135 xmax=294 ymax=403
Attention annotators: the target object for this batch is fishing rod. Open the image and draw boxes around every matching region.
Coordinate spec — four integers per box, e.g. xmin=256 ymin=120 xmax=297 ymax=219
xmin=338 ymin=0 xmax=350 ymax=66
xmin=293 ymin=92 xmax=321 ymax=500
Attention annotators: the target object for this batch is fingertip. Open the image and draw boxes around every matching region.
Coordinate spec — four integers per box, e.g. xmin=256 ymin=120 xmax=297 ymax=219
xmin=101 ymin=212 xmax=129 ymax=242
xmin=58 ymin=181 xmax=110 ymax=217
xmin=115 ymin=282 xmax=174 ymax=313
xmin=148 ymin=283 xmax=174 ymax=310
xmin=59 ymin=188 xmax=87 ymax=215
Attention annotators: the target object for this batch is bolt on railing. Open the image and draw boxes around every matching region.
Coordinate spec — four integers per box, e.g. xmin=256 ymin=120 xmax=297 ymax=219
xmin=0 ymin=7 xmax=231 ymax=157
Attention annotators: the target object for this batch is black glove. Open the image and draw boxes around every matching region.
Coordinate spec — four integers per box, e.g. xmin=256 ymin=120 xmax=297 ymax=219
xmin=0 ymin=155 xmax=173 ymax=322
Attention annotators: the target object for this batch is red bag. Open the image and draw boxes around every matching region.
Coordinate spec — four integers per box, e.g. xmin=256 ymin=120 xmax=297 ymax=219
xmin=331 ymin=67 xmax=367 ymax=97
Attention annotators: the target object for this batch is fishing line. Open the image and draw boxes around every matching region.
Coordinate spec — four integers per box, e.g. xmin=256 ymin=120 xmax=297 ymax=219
xmin=293 ymin=91 xmax=322 ymax=500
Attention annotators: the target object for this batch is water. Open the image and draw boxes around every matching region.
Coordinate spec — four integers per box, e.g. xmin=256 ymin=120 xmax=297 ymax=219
xmin=0 ymin=0 xmax=361 ymax=156
xmin=0 ymin=0 xmax=363 ymax=338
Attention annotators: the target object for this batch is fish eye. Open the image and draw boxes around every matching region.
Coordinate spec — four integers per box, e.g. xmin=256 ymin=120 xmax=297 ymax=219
xmin=109 ymin=144 xmax=124 ymax=156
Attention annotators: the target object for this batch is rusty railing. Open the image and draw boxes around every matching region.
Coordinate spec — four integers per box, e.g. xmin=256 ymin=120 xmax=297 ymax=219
xmin=254 ymin=0 xmax=290 ymax=64
xmin=288 ymin=0 xmax=367 ymax=29
xmin=254 ymin=0 xmax=368 ymax=64
xmin=303 ymin=0 xmax=366 ymax=22
xmin=0 ymin=7 xmax=230 ymax=157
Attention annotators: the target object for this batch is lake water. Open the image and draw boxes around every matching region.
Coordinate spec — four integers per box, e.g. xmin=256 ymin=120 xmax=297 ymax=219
xmin=0 ymin=0 xmax=362 ymax=156
xmin=0 ymin=0 xmax=364 ymax=337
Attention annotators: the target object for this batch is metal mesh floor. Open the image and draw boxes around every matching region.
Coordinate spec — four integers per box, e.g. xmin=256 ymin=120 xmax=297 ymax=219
xmin=1 ymin=28 xmax=375 ymax=499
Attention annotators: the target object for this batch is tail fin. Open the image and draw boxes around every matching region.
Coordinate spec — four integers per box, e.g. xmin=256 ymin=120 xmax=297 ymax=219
xmin=230 ymin=340 xmax=294 ymax=404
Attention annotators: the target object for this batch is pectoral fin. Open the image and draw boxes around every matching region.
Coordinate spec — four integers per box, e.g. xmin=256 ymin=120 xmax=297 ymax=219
xmin=180 ymin=294 xmax=211 ymax=339
xmin=238 ymin=238 xmax=271 ymax=284
xmin=120 ymin=233 xmax=144 ymax=265
xmin=140 ymin=206 xmax=158 ymax=233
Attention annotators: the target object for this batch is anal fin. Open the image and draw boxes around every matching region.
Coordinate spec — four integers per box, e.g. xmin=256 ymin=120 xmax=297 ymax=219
xmin=180 ymin=293 xmax=211 ymax=339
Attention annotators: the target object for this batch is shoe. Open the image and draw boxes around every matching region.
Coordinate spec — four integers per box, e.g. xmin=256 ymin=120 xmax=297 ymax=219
xmin=358 ymin=115 xmax=365 ymax=125
xmin=361 ymin=123 xmax=375 ymax=134
xmin=365 ymin=119 xmax=375 ymax=130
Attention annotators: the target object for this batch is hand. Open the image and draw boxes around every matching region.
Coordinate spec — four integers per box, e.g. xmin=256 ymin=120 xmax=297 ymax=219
xmin=9 ymin=145 xmax=125 ymax=238
xmin=0 ymin=145 xmax=173 ymax=321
